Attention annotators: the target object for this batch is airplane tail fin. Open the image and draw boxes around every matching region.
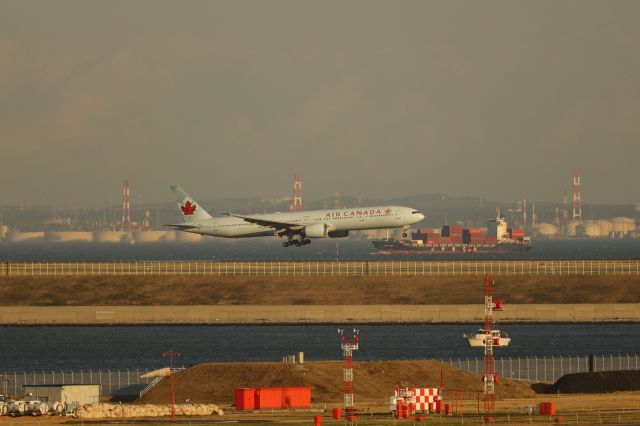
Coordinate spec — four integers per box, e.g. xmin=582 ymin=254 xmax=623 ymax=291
xmin=170 ymin=186 xmax=213 ymax=222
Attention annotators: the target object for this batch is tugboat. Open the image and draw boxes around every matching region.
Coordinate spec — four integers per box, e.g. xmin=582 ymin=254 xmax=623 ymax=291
xmin=463 ymin=329 xmax=511 ymax=347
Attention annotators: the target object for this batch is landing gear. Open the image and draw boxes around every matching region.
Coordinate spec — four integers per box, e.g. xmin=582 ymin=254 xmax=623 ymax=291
xmin=402 ymin=232 xmax=408 ymax=238
xmin=282 ymin=237 xmax=311 ymax=247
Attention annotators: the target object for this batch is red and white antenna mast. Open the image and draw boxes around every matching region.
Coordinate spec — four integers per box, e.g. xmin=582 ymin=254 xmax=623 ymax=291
xmin=572 ymin=169 xmax=582 ymax=221
xmin=338 ymin=328 xmax=359 ymax=421
xmin=290 ymin=174 xmax=303 ymax=211
xmin=482 ymin=274 xmax=503 ymax=418
xmin=121 ymin=180 xmax=131 ymax=232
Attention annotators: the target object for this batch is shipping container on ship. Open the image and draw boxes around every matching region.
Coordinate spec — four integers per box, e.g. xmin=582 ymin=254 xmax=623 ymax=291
xmin=372 ymin=211 xmax=532 ymax=254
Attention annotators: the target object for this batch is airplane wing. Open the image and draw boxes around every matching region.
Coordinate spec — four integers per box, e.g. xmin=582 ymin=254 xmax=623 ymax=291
xmin=222 ymin=213 xmax=304 ymax=233
xmin=165 ymin=223 xmax=201 ymax=230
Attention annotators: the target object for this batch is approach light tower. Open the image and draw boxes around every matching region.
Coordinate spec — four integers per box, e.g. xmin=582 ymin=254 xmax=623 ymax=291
xmin=482 ymin=275 xmax=503 ymax=417
xmin=290 ymin=174 xmax=303 ymax=211
xmin=338 ymin=329 xmax=359 ymax=421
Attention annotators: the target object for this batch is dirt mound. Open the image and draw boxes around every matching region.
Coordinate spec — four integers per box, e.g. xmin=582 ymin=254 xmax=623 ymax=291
xmin=136 ymin=360 xmax=535 ymax=406
xmin=535 ymin=370 xmax=640 ymax=394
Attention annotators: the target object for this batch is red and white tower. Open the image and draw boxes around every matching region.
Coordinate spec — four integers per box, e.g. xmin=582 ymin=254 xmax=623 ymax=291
xmin=290 ymin=174 xmax=303 ymax=211
xmin=338 ymin=328 xmax=359 ymax=421
xmin=121 ymin=180 xmax=131 ymax=232
xmin=482 ymin=274 xmax=503 ymax=417
xmin=572 ymin=169 xmax=582 ymax=221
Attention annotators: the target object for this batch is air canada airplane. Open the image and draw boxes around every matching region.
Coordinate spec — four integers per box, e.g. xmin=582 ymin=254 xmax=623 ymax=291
xmin=167 ymin=186 xmax=425 ymax=247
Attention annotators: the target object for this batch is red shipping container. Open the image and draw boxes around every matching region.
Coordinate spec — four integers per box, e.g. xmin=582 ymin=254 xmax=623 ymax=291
xmin=235 ymin=388 xmax=255 ymax=410
xmin=237 ymin=387 xmax=311 ymax=410
xmin=255 ymin=388 xmax=282 ymax=409
xmin=282 ymin=387 xmax=311 ymax=408
xmin=469 ymin=228 xmax=484 ymax=234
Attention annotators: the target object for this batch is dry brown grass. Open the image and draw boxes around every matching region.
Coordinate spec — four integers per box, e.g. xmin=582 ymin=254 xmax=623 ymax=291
xmin=0 ymin=275 xmax=638 ymax=306
xmin=136 ymin=360 xmax=536 ymax=406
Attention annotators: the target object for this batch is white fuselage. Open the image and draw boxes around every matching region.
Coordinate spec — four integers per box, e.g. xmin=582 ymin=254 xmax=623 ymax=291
xmin=185 ymin=206 xmax=423 ymax=238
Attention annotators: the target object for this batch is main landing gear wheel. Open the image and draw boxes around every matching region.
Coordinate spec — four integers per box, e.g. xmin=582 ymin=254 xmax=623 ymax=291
xmin=402 ymin=232 xmax=408 ymax=237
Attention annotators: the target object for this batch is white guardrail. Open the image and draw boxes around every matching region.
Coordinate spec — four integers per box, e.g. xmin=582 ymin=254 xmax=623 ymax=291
xmin=1 ymin=260 xmax=639 ymax=277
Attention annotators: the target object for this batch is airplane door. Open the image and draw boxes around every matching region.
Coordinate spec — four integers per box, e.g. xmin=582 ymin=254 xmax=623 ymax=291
xmin=304 ymin=216 xmax=310 ymax=223
xmin=395 ymin=210 xmax=401 ymax=220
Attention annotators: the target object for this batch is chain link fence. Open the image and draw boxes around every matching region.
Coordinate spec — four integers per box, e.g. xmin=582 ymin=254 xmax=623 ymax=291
xmin=2 ymin=260 xmax=639 ymax=277
xmin=443 ymin=353 xmax=640 ymax=383
xmin=1 ymin=354 xmax=638 ymax=398
xmin=0 ymin=369 xmax=162 ymax=399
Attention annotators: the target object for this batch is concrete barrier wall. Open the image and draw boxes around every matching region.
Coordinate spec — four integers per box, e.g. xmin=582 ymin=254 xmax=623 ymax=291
xmin=1 ymin=304 xmax=639 ymax=324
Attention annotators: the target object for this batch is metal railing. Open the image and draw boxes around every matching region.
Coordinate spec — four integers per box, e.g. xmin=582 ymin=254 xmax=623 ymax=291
xmin=2 ymin=260 xmax=640 ymax=277
xmin=443 ymin=353 xmax=640 ymax=383
xmin=138 ymin=376 xmax=164 ymax=397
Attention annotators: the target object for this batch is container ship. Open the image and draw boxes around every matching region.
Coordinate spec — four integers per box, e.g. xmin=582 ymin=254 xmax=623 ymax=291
xmin=372 ymin=211 xmax=532 ymax=254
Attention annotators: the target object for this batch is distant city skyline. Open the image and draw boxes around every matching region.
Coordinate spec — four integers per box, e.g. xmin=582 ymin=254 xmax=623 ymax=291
xmin=1 ymin=1 xmax=639 ymax=207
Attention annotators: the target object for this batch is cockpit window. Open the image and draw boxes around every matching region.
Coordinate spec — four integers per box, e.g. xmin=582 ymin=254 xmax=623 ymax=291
xmin=412 ymin=210 xmax=421 ymax=214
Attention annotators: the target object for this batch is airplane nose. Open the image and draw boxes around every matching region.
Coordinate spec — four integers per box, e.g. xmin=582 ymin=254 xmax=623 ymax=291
xmin=419 ymin=213 xmax=425 ymax=221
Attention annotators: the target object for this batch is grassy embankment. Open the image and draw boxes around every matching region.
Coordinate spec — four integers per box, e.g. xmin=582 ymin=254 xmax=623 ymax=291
xmin=0 ymin=275 xmax=638 ymax=305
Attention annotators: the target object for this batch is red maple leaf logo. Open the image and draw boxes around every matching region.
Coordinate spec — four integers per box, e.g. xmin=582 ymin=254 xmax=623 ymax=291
xmin=385 ymin=208 xmax=392 ymax=215
xmin=181 ymin=201 xmax=197 ymax=216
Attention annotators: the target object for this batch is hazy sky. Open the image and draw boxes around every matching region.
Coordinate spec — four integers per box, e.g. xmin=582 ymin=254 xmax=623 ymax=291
xmin=1 ymin=1 xmax=639 ymax=207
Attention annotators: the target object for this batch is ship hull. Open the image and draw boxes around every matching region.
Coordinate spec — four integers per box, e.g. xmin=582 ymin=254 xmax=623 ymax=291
xmin=372 ymin=240 xmax=532 ymax=254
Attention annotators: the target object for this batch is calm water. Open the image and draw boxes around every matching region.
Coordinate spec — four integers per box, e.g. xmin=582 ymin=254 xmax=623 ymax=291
xmin=0 ymin=324 xmax=638 ymax=371
xmin=1 ymin=238 xmax=640 ymax=261
xmin=1 ymin=239 xmax=638 ymax=371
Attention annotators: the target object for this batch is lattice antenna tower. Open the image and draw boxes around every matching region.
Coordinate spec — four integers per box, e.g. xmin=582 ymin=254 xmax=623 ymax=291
xmin=290 ymin=174 xmax=303 ymax=211
xmin=121 ymin=180 xmax=131 ymax=232
xmin=482 ymin=274 xmax=503 ymax=416
xmin=338 ymin=328 xmax=359 ymax=421
xmin=572 ymin=169 xmax=582 ymax=221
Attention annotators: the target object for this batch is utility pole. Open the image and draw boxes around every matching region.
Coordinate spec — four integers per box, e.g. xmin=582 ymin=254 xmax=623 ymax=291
xmin=162 ymin=351 xmax=181 ymax=421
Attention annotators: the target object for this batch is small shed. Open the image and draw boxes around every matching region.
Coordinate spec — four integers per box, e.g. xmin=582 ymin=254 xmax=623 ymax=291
xmin=22 ymin=384 xmax=100 ymax=405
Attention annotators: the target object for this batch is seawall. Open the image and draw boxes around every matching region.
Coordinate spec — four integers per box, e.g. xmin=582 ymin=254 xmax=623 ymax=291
xmin=1 ymin=304 xmax=639 ymax=325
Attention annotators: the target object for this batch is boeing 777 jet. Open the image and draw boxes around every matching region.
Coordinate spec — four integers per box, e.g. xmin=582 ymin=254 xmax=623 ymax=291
xmin=167 ymin=186 xmax=425 ymax=247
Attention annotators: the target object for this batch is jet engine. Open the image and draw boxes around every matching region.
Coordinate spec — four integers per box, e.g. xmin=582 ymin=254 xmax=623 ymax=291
xmin=304 ymin=223 xmax=328 ymax=238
